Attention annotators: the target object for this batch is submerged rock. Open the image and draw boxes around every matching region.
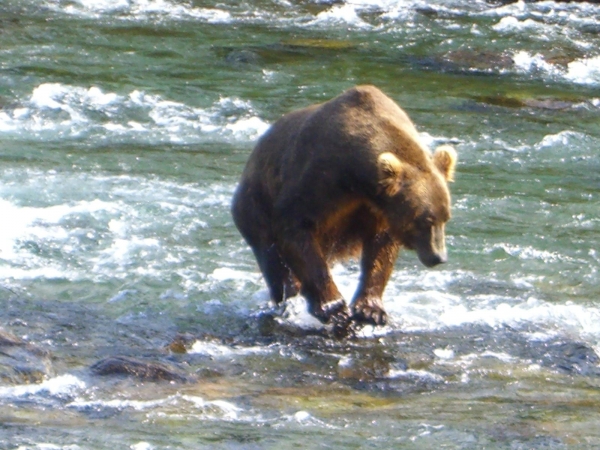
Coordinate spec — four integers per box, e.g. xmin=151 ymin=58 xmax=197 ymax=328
xmin=443 ymin=50 xmax=515 ymax=73
xmin=411 ymin=50 xmax=514 ymax=75
xmin=215 ymin=38 xmax=357 ymax=67
xmin=167 ymin=333 xmax=198 ymax=354
xmin=90 ymin=356 xmax=195 ymax=383
xmin=415 ymin=47 xmax=583 ymax=77
xmin=224 ymin=49 xmax=262 ymax=67
xmin=279 ymin=38 xmax=356 ymax=51
xmin=0 ymin=329 xmax=53 ymax=384
xmin=474 ymin=95 xmax=579 ymax=110
xmin=541 ymin=342 xmax=600 ymax=376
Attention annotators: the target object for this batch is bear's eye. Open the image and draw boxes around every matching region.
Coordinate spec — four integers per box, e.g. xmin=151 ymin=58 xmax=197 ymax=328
xmin=420 ymin=215 xmax=435 ymax=227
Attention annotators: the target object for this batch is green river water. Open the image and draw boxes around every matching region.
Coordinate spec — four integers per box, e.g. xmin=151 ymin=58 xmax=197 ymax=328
xmin=2 ymin=0 xmax=600 ymax=448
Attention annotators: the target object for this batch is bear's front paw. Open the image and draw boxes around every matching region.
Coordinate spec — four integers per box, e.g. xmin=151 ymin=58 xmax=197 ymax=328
xmin=312 ymin=298 xmax=350 ymax=323
xmin=352 ymin=299 xmax=388 ymax=326
xmin=310 ymin=299 xmax=352 ymax=338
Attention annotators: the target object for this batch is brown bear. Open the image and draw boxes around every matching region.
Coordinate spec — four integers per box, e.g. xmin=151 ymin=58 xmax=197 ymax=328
xmin=231 ymin=85 xmax=456 ymax=331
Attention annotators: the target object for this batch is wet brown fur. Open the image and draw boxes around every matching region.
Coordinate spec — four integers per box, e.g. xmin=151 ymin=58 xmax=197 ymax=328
xmin=232 ymin=85 xmax=456 ymax=328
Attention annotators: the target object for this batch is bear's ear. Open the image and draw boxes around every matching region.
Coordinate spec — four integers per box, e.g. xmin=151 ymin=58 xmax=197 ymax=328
xmin=433 ymin=145 xmax=457 ymax=182
xmin=377 ymin=152 xmax=403 ymax=196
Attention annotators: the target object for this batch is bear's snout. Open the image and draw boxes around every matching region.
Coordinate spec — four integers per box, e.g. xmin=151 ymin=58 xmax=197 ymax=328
xmin=414 ymin=224 xmax=447 ymax=268
xmin=418 ymin=250 xmax=447 ymax=268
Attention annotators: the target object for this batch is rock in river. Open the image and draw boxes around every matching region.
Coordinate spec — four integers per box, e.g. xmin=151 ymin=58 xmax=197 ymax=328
xmin=0 ymin=328 xmax=53 ymax=384
xmin=90 ymin=355 xmax=195 ymax=383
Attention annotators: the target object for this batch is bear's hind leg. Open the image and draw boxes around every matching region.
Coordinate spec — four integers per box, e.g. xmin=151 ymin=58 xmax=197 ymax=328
xmin=256 ymin=244 xmax=300 ymax=304
xmin=232 ymin=186 xmax=299 ymax=304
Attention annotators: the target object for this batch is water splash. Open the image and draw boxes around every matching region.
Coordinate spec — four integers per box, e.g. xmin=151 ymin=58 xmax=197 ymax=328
xmin=0 ymin=83 xmax=269 ymax=144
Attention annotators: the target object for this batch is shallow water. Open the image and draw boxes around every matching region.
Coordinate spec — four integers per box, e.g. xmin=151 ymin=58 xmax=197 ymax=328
xmin=2 ymin=0 xmax=600 ymax=448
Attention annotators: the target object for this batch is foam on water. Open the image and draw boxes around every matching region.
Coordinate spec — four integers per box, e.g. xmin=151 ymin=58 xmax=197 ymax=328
xmin=130 ymin=443 xmax=153 ymax=450
xmin=482 ymin=0 xmax=600 ymax=19
xmin=276 ymin=410 xmax=338 ymax=429
xmin=306 ymin=4 xmax=373 ymax=29
xmin=512 ymin=51 xmax=560 ymax=76
xmin=386 ymin=368 xmax=445 ymax=383
xmin=483 ymin=0 xmax=527 ymax=17
xmin=47 ymin=0 xmax=232 ymax=23
xmin=384 ymin=291 xmax=600 ymax=341
xmin=0 ymin=172 xmax=235 ymax=285
xmin=67 ymin=393 xmax=332 ymax=428
xmin=37 ymin=0 xmax=600 ymax=42
xmin=44 ymin=0 xmax=374 ymax=27
xmin=256 ymin=263 xmax=600 ymax=347
xmin=209 ymin=267 xmax=259 ymax=284
xmin=485 ymin=243 xmax=563 ymax=264
xmin=277 ymin=296 xmax=327 ymax=330
xmin=565 ymin=56 xmax=600 ymax=85
xmin=179 ymin=395 xmax=243 ymax=420
xmin=16 ymin=445 xmax=82 ymax=450
xmin=33 ymin=0 xmax=490 ymax=31
xmin=534 ymin=130 xmax=588 ymax=149
xmin=69 ymin=393 xmax=244 ymax=421
xmin=0 ymin=374 xmax=86 ymax=399
xmin=492 ymin=16 xmax=556 ymax=38
xmin=511 ymin=51 xmax=600 ymax=85
xmin=0 ymin=83 xmax=269 ymax=144
xmin=188 ymin=340 xmax=270 ymax=358
xmin=0 ymin=196 xmax=122 ymax=281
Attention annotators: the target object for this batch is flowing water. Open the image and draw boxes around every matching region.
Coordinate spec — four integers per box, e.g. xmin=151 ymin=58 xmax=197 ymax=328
xmin=2 ymin=0 xmax=600 ymax=448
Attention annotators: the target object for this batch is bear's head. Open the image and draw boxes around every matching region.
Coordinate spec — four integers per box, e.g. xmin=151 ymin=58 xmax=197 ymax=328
xmin=377 ymin=145 xmax=457 ymax=267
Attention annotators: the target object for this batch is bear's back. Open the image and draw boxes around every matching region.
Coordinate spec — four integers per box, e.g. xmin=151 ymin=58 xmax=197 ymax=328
xmin=241 ymin=85 xmax=434 ymax=204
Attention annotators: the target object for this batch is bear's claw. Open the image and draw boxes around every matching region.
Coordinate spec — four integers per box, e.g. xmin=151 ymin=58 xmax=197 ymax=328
xmin=352 ymin=301 xmax=388 ymax=326
xmin=312 ymin=298 xmax=349 ymax=322
xmin=309 ymin=298 xmax=352 ymax=338
xmin=311 ymin=299 xmax=352 ymax=336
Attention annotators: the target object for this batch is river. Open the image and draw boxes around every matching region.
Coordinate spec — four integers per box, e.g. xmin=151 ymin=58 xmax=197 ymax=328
xmin=1 ymin=0 xmax=600 ymax=448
